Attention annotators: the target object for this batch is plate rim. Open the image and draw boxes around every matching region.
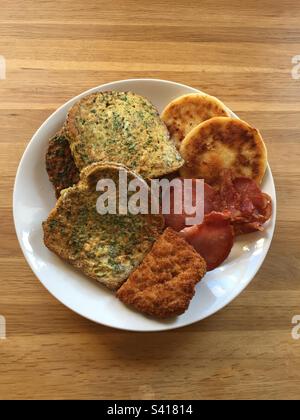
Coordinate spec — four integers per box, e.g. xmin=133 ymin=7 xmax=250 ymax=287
xmin=13 ymin=78 xmax=277 ymax=332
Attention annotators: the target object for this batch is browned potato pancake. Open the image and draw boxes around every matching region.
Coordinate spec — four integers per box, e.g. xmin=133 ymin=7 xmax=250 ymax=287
xmin=43 ymin=163 xmax=165 ymax=290
xmin=179 ymin=117 xmax=267 ymax=185
xmin=117 ymin=227 xmax=207 ymax=318
xmin=161 ymin=93 xmax=231 ymax=149
xmin=46 ymin=133 xmax=80 ymax=198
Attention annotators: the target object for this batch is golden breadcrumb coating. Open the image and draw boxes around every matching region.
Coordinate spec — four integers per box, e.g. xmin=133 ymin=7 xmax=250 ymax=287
xmin=117 ymin=227 xmax=206 ymax=318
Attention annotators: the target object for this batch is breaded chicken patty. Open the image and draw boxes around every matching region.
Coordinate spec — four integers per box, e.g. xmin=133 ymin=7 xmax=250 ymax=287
xmin=117 ymin=228 xmax=207 ymax=318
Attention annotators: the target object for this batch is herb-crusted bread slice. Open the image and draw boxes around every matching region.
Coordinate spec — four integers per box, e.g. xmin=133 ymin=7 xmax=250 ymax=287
xmin=64 ymin=91 xmax=184 ymax=178
xmin=45 ymin=132 xmax=80 ymax=198
xmin=43 ymin=163 xmax=165 ymax=290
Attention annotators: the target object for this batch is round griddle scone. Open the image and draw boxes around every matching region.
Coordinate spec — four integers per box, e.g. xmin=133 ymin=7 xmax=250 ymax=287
xmin=161 ymin=93 xmax=231 ymax=149
xmin=179 ymin=117 xmax=267 ymax=185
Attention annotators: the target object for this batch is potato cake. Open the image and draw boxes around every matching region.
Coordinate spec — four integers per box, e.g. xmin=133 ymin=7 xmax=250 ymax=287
xmin=161 ymin=93 xmax=230 ymax=149
xmin=179 ymin=117 xmax=267 ymax=185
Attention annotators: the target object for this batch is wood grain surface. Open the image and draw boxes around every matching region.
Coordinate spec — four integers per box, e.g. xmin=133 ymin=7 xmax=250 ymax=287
xmin=1 ymin=0 xmax=300 ymax=400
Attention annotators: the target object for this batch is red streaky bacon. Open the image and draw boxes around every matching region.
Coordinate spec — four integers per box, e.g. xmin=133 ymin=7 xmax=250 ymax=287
xmin=180 ymin=212 xmax=234 ymax=271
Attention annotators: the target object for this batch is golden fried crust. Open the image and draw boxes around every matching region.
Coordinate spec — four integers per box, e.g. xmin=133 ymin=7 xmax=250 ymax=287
xmin=161 ymin=94 xmax=230 ymax=149
xmin=116 ymin=228 xmax=207 ymax=318
xmin=45 ymin=133 xmax=80 ymax=198
xmin=179 ymin=117 xmax=267 ymax=185
xmin=64 ymin=91 xmax=184 ymax=177
xmin=43 ymin=163 xmax=165 ymax=290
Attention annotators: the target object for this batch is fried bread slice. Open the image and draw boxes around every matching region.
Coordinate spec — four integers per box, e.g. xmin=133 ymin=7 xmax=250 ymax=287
xmin=64 ymin=91 xmax=184 ymax=177
xmin=46 ymin=132 xmax=80 ymax=198
xmin=43 ymin=163 xmax=165 ymax=290
xmin=117 ymin=227 xmax=207 ymax=318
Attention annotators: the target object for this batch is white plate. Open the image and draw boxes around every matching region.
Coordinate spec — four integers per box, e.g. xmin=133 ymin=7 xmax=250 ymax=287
xmin=13 ymin=79 xmax=276 ymax=332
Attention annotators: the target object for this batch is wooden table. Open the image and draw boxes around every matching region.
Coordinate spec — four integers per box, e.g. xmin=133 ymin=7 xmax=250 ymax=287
xmin=0 ymin=0 xmax=300 ymax=400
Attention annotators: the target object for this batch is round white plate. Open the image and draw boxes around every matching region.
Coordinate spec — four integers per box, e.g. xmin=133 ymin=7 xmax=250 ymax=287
xmin=13 ymin=79 xmax=276 ymax=332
